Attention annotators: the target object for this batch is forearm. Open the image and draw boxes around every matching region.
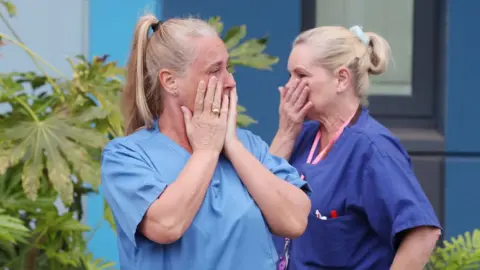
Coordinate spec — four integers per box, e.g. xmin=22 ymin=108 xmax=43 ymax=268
xmin=226 ymin=140 xmax=310 ymax=238
xmin=391 ymin=227 xmax=441 ymax=270
xmin=141 ymin=150 xmax=219 ymax=243
xmin=269 ymin=131 xmax=297 ymax=160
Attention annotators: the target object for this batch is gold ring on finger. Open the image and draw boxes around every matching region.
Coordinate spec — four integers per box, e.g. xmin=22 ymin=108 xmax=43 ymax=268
xmin=212 ymin=108 xmax=220 ymax=115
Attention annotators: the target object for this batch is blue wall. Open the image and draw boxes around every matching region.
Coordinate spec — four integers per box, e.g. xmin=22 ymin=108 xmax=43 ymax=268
xmin=88 ymin=0 xmax=162 ymax=264
xmin=444 ymin=0 xmax=480 ymax=238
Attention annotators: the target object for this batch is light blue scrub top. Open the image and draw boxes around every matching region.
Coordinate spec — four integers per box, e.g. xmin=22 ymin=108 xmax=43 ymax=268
xmin=101 ymin=122 xmax=310 ymax=270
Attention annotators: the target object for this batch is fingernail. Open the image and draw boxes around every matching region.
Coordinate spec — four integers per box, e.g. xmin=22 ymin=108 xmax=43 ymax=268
xmin=180 ymin=106 xmax=187 ymax=112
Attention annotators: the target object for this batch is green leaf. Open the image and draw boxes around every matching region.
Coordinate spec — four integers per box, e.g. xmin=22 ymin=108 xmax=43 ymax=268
xmin=229 ymin=37 xmax=268 ymax=58
xmin=237 ymin=113 xmax=257 ymax=128
xmin=236 ymin=105 xmax=257 ymax=128
xmin=207 ymin=16 xmax=224 ymax=34
xmin=427 ymin=229 xmax=480 ymax=269
xmin=229 ymin=53 xmax=279 ymax=70
xmin=15 ymin=71 xmax=49 ymax=89
xmin=237 ymin=104 xmax=247 ymax=113
xmin=223 ymin=25 xmax=247 ymax=49
xmin=0 ymin=144 xmax=25 ymax=175
xmin=81 ymin=252 xmax=116 ymax=270
xmin=0 ymin=209 xmax=29 ymax=244
xmin=0 ymin=73 xmax=24 ymax=100
xmin=1 ymin=113 xmax=108 ymax=205
xmin=0 ymin=1 xmax=16 ymax=17
xmin=73 ymin=106 xmax=109 ymax=123
xmin=104 ymin=199 xmax=116 ymax=233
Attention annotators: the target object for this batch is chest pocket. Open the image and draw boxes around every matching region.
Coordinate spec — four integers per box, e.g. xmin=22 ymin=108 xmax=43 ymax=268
xmin=300 ymin=212 xmax=362 ymax=268
xmin=294 ymin=163 xmax=366 ymax=268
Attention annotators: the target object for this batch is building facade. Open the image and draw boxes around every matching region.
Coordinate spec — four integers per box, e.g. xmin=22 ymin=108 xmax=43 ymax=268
xmin=1 ymin=0 xmax=479 ymax=265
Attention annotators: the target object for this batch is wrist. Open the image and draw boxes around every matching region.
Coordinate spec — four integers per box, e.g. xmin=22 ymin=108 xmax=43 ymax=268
xmin=192 ymin=149 xmax=221 ymax=159
xmin=274 ymin=130 xmax=298 ymax=144
xmin=224 ymin=138 xmax=242 ymax=158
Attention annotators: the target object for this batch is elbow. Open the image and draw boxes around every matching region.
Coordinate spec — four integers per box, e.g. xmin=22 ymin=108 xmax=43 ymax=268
xmin=140 ymin=218 xmax=185 ymax=244
xmin=272 ymin=216 xmax=308 ymax=239
xmin=289 ymin=217 xmax=309 ymax=238
xmin=272 ymin=201 xmax=310 ymax=239
xmin=284 ymin=192 xmax=311 ymax=238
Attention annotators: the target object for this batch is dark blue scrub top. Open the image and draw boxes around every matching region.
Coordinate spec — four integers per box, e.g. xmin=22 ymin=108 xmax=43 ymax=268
xmin=273 ymin=108 xmax=441 ymax=270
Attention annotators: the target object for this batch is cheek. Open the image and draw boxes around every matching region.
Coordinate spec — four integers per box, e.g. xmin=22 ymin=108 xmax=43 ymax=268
xmin=176 ymin=78 xmax=196 ymax=108
xmin=308 ymin=78 xmax=336 ymax=105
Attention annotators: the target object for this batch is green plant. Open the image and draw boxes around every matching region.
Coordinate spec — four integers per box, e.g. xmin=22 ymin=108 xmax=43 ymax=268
xmin=0 ymin=2 xmax=279 ymax=269
xmin=426 ymin=229 xmax=480 ymax=270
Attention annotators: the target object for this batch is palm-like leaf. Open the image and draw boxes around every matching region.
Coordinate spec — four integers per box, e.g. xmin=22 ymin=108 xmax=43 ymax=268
xmin=0 ymin=109 xmax=108 ymax=205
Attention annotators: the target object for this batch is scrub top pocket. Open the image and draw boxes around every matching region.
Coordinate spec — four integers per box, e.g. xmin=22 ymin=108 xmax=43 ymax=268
xmin=304 ymin=212 xmax=359 ymax=268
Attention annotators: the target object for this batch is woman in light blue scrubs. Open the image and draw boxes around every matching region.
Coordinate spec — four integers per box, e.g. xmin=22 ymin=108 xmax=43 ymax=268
xmin=101 ymin=15 xmax=311 ymax=270
xmin=270 ymin=25 xmax=442 ymax=269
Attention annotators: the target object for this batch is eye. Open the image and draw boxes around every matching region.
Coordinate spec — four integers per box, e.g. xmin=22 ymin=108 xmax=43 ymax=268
xmin=296 ymin=72 xmax=307 ymax=78
xmin=210 ymin=68 xmax=220 ymax=74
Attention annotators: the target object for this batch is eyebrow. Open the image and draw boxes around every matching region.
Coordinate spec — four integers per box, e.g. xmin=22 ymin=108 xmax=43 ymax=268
xmin=292 ymin=66 xmax=312 ymax=75
xmin=205 ymin=60 xmax=223 ymax=72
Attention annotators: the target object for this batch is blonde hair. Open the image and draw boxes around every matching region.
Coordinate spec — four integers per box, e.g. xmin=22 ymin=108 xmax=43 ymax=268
xmin=122 ymin=14 xmax=218 ymax=135
xmin=294 ymin=26 xmax=391 ymax=105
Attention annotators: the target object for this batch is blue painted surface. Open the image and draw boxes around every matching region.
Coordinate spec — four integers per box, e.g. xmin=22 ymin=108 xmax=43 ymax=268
xmin=445 ymin=158 xmax=480 ymax=238
xmin=163 ymin=0 xmax=301 ymax=143
xmin=445 ymin=0 xmax=480 ymax=238
xmin=445 ymin=0 xmax=480 ymax=153
xmin=88 ymin=0 xmax=162 ymax=264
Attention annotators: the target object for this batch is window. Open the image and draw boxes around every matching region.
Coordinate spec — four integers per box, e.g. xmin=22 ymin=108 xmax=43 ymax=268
xmin=302 ymin=0 xmax=444 ymax=127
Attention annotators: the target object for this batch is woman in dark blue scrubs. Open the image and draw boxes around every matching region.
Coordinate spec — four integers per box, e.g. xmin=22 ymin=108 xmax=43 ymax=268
xmin=270 ymin=25 xmax=442 ymax=269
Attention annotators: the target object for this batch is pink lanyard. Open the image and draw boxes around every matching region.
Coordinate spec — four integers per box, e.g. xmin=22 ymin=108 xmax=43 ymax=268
xmin=304 ymin=112 xmax=357 ymax=167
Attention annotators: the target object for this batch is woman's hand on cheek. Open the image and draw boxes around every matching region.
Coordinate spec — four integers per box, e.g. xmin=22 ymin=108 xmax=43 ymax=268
xmin=181 ymin=76 xmax=228 ymax=155
xmin=277 ymin=79 xmax=313 ymax=140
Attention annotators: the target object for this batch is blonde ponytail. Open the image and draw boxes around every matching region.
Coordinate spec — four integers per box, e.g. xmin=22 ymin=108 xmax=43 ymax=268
xmin=365 ymin=32 xmax=391 ymax=75
xmin=123 ymin=15 xmax=158 ymax=135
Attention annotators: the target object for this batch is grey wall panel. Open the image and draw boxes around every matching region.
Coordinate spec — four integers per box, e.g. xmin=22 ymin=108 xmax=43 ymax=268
xmin=410 ymin=156 xmax=444 ymax=226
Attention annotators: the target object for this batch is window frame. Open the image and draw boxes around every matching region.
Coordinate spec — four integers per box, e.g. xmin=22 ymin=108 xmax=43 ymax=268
xmin=301 ymin=0 xmax=445 ymax=127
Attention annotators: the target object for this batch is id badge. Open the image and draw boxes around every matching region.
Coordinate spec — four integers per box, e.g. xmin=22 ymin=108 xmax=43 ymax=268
xmin=278 ymin=238 xmax=290 ymax=270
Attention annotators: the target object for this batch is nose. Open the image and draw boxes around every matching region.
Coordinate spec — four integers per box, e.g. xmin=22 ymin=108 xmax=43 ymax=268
xmin=222 ymin=72 xmax=236 ymax=90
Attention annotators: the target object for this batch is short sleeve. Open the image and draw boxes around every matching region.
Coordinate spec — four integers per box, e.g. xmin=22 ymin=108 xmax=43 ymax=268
xmin=360 ymin=146 xmax=441 ymax=249
xmin=243 ymin=130 xmax=312 ymax=196
xmin=101 ymin=139 xmax=167 ymax=247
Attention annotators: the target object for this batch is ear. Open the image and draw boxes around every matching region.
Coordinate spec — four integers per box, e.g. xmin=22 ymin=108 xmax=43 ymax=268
xmin=158 ymin=68 xmax=178 ymax=96
xmin=335 ymin=67 xmax=351 ymax=94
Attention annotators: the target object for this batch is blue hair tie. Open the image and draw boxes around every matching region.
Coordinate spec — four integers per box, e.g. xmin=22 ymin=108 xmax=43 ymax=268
xmin=349 ymin=25 xmax=370 ymax=46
